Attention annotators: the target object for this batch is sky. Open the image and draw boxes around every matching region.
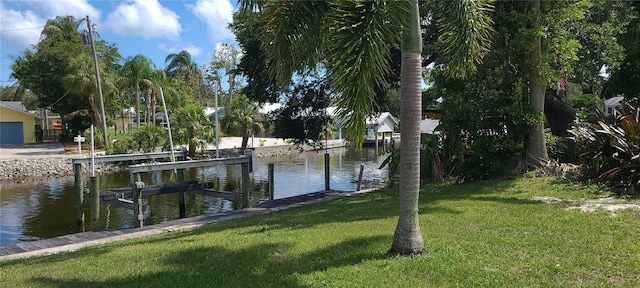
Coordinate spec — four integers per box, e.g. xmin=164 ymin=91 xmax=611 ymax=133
xmin=0 ymin=0 xmax=239 ymax=86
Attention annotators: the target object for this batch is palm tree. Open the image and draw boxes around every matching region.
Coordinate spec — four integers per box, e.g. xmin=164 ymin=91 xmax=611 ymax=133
xmin=222 ymin=94 xmax=264 ymax=151
xmin=147 ymin=68 xmax=169 ymax=123
xmin=172 ymin=104 xmax=216 ymax=158
xmin=119 ymin=55 xmax=155 ymax=127
xmin=239 ymin=0 xmax=493 ymax=254
xmin=40 ymin=16 xmax=83 ymax=45
xmin=63 ymin=53 xmax=114 ymax=139
xmin=164 ymin=50 xmax=201 ymax=84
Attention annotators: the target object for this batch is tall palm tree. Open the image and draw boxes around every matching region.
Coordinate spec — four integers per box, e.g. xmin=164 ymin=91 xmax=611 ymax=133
xmin=119 ymin=54 xmax=155 ymax=127
xmin=147 ymin=68 xmax=169 ymax=123
xmin=239 ymin=0 xmax=493 ymax=254
xmin=222 ymin=94 xmax=264 ymax=151
xmin=39 ymin=16 xmax=83 ymax=45
xmin=164 ymin=50 xmax=201 ymax=84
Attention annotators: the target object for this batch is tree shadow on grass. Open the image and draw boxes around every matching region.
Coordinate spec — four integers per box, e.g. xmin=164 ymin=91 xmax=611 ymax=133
xmin=26 ymin=235 xmax=390 ymax=288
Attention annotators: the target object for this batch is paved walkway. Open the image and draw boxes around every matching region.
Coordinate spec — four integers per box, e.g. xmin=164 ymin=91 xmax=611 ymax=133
xmin=0 ymin=142 xmax=68 ymax=160
xmin=0 ymin=189 xmax=371 ymax=262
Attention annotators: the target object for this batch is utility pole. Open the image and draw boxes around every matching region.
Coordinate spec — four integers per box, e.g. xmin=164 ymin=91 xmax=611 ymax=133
xmin=85 ymin=15 xmax=109 ymax=147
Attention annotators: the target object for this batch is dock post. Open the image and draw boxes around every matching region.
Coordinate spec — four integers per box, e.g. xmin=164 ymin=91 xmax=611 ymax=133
xmin=74 ymin=163 xmax=84 ymax=227
xmin=177 ymin=168 xmax=186 ymax=218
xmin=375 ymin=133 xmax=378 ymax=155
xmin=324 ymin=153 xmax=330 ymax=190
xmin=132 ymin=173 xmax=144 ymax=227
xmin=268 ymin=163 xmax=274 ymax=200
xmin=357 ymin=164 xmax=364 ymax=191
xmin=241 ymin=161 xmax=250 ymax=208
xmin=90 ymin=176 xmax=100 ymax=231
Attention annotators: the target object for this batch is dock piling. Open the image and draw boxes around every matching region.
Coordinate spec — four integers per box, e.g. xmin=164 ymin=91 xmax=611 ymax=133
xmin=357 ymin=164 xmax=364 ymax=191
xmin=177 ymin=168 xmax=186 ymax=218
xmin=132 ymin=174 xmax=144 ymax=227
xmin=241 ymin=161 xmax=250 ymax=207
xmin=268 ymin=163 xmax=274 ymax=200
xmin=90 ymin=176 xmax=100 ymax=230
xmin=74 ymin=163 xmax=84 ymax=227
xmin=324 ymin=153 xmax=330 ymax=190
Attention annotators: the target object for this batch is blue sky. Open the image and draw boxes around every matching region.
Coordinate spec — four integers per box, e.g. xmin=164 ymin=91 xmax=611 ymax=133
xmin=0 ymin=0 xmax=238 ymax=86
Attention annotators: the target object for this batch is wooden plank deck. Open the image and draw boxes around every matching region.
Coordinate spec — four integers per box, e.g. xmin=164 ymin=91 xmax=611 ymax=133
xmin=0 ymin=189 xmax=371 ymax=262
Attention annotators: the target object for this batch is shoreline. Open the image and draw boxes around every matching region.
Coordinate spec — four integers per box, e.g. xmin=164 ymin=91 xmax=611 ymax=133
xmin=0 ymin=138 xmax=349 ymax=182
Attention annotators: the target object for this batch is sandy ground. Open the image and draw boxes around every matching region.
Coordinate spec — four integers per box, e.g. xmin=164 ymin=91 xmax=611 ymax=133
xmin=0 ymin=137 xmax=290 ymax=160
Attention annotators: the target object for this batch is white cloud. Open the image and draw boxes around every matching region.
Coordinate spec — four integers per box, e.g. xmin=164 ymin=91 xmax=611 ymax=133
xmin=187 ymin=0 xmax=234 ymax=43
xmin=158 ymin=43 xmax=202 ymax=57
xmin=0 ymin=0 xmax=101 ymax=50
xmin=104 ymin=0 xmax=182 ymax=40
xmin=26 ymin=0 xmax=101 ymax=24
xmin=0 ymin=2 xmax=45 ymax=49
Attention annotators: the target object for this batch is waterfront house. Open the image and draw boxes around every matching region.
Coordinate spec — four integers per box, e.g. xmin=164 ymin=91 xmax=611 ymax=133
xmin=0 ymin=101 xmax=42 ymax=144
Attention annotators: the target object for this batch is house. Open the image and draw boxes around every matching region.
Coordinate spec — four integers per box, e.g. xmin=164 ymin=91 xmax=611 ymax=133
xmin=604 ymin=96 xmax=624 ymax=116
xmin=31 ymin=108 xmax=62 ymax=131
xmin=420 ymin=118 xmax=440 ymax=135
xmin=0 ymin=101 xmax=42 ymax=144
xmin=206 ymin=107 xmax=226 ymax=122
xmin=114 ymin=107 xmax=136 ymax=132
xmin=365 ymin=112 xmax=398 ymax=144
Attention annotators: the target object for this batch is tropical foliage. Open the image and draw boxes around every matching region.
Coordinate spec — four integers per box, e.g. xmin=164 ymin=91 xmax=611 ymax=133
xmin=222 ymin=94 xmax=264 ymax=151
xmin=570 ymin=104 xmax=640 ymax=195
xmin=128 ymin=124 xmax=168 ymax=153
xmin=172 ymin=104 xmax=216 ymax=158
xmin=270 ymin=78 xmax=330 ymax=147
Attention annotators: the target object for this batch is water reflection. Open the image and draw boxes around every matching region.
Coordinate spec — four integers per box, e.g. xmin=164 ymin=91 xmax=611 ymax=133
xmin=0 ymin=146 xmax=388 ymax=246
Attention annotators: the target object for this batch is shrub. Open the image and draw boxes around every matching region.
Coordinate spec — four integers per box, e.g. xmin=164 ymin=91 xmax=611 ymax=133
xmin=129 ymin=124 xmax=168 ymax=153
xmin=569 ymin=104 xmax=640 ymax=195
xmin=545 ymin=133 xmax=567 ymax=161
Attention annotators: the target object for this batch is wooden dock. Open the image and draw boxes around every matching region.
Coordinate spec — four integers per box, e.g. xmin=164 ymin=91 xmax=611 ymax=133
xmin=0 ymin=189 xmax=370 ymax=262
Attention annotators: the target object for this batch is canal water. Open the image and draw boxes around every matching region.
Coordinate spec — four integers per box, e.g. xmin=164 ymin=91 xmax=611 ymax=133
xmin=0 ymin=147 xmax=389 ymax=247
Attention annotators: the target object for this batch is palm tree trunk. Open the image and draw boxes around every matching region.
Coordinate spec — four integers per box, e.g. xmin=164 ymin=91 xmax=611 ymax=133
xmin=87 ymin=92 xmax=103 ymax=129
xmin=136 ymin=81 xmax=141 ymax=128
xmin=241 ymin=135 xmax=249 ymax=151
xmin=526 ymin=0 xmax=549 ymax=166
xmin=188 ymin=141 xmax=196 ymax=158
xmin=391 ymin=0 xmax=424 ymax=255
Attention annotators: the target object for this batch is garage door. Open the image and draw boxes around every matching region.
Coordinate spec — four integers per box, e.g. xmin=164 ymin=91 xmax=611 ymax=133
xmin=0 ymin=122 xmax=24 ymax=145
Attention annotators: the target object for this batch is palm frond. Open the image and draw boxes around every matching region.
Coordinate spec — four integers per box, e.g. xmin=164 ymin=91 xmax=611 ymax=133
xmin=326 ymin=0 xmax=405 ymax=147
xmin=438 ymin=0 xmax=495 ymax=78
xmin=260 ymin=1 xmax=329 ymax=85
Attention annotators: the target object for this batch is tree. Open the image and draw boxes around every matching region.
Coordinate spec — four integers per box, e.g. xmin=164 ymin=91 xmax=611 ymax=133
xmin=229 ymin=9 xmax=281 ymax=104
xmin=63 ymin=52 xmax=115 ymax=140
xmin=569 ymin=0 xmax=632 ymax=96
xmin=165 ymin=50 xmax=201 ymax=85
xmin=222 ymin=94 xmax=264 ymax=151
xmin=207 ymin=43 xmax=242 ymax=106
xmin=0 ymin=85 xmax=38 ymax=108
xmin=10 ymin=15 xmax=121 ymax=140
xmin=239 ymin=0 xmax=493 ymax=254
xmin=172 ymin=104 xmax=216 ymax=158
xmin=271 ymin=78 xmax=330 ymax=146
xmin=605 ymin=0 xmax=640 ymax=99
xmin=119 ymin=55 xmax=155 ymax=127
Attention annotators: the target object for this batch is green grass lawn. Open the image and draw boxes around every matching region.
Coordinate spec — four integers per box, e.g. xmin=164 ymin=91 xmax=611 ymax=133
xmin=2 ymin=175 xmax=639 ymax=287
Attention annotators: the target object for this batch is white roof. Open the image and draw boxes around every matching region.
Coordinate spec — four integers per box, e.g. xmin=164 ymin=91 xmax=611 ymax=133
xmin=604 ymin=96 xmax=624 ymax=106
xmin=365 ymin=112 xmax=398 ymax=126
xmin=204 ymin=107 xmax=218 ymax=117
xmin=420 ymin=119 xmax=440 ymax=134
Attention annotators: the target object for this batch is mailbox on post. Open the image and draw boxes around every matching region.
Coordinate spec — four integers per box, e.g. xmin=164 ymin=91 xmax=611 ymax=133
xmin=74 ymin=135 xmax=85 ymax=153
